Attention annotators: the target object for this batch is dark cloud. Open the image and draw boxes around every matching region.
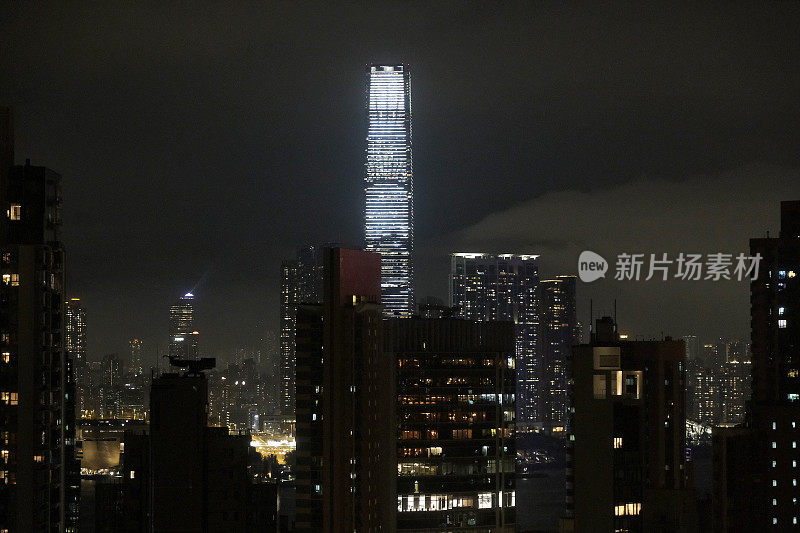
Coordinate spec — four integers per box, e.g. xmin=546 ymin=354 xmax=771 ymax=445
xmin=0 ymin=2 xmax=798 ymax=358
xmin=418 ymin=164 xmax=800 ymax=340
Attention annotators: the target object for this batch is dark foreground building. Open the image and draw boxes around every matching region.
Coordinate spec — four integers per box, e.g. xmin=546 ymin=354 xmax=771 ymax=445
xmin=121 ymin=358 xmax=272 ymax=532
xmin=713 ymin=201 xmax=800 ymax=531
xmin=294 ymin=247 xmax=396 ymax=532
xmin=0 ymin=142 xmax=79 ymax=529
xmin=563 ymin=317 xmax=696 ymax=532
xmin=387 ymin=317 xmax=516 ymax=531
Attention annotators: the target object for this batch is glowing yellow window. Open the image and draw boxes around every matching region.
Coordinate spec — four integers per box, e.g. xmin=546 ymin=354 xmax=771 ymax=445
xmin=8 ymin=204 xmax=21 ymax=221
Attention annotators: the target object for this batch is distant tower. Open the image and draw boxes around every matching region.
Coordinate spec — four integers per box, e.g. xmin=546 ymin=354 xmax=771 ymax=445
xmin=450 ymin=253 xmax=541 ymax=431
xmin=65 ymin=298 xmax=88 ymax=413
xmin=129 ymin=338 xmax=143 ymax=377
xmin=169 ymin=293 xmax=198 ymax=360
xmin=279 ymin=245 xmax=323 ymax=419
xmin=365 ymin=64 xmax=414 ymax=317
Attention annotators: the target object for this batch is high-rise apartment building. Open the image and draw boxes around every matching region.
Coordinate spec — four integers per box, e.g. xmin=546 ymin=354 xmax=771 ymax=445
xmin=168 ymin=292 xmax=198 ymax=359
xmin=279 ymin=244 xmax=323 ymax=419
xmin=0 ymin=159 xmax=78 ymax=531
xmin=714 ymin=201 xmax=800 ymax=530
xmin=538 ymin=276 xmax=579 ymax=434
xmin=365 ymin=64 xmax=414 ymax=318
xmin=564 ymin=317 xmax=696 ymax=532
xmin=65 ymin=298 xmax=88 ymax=415
xmin=388 ymin=318 xmax=516 ymax=531
xmin=449 ymin=253 xmax=540 ymax=431
xmin=295 ymin=247 xmax=395 ymax=532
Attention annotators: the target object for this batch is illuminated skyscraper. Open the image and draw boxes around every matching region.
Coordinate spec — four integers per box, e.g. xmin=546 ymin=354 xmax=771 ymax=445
xmin=65 ymin=298 xmax=88 ymax=414
xmin=450 ymin=253 xmax=540 ymax=431
xmin=365 ymin=64 xmax=414 ymax=317
xmin=279 ymin=245 xmax=323 ymax=418
xmin=537 ymin=275 xmax=579 ymax=434
xmin=168 ymin=292 xmax=198 ymax=360
xmin=129 ymin=338 xmax=143 ymax=377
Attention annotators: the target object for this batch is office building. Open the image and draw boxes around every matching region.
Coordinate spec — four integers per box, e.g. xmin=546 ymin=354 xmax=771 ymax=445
xmin=365 ymin=64 xmax=415 ymax=318
xmin=168 ymin=292 xmax=198 ymax=360
xmin=449 ymin=253 xmax=541 ymax=431
xmin=538 ymin=275 xmax=579 ymax=434
xmin=0 ymin=158 xmax=78 ymax=531
xmin=295 ymin=247 xmax=396 ymax=531
xmin=388 ymin=318 xmax=516 ymax=531
xmin=564 ymin=317 xmax=696 ymax=532
xmin=279 ymin=244 xmax=323 ymax=419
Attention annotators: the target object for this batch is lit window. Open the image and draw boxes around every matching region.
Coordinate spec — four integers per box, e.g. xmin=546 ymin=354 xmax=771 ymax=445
xmin=774 ymin=422 xmax=778 ymax=430
xmin=790 ymin=271 xmax=797 ymax=278
xmin=478 ymin=492 xmax=493 ymax=509
xmin=1 ymin=353 xmax=8 ymax=364
xmin=774 ymin=499 xmax=778 ymax=506
xmin=613 ymin=437 xmax=623 ymax=449
xmin=774 ymin=461 xmax=778 ymax=468
xmin=780 ymin=307 xmax=786 ymax=316
xmin=8 ymin=204 xmax=20 ymax=221
xmin=774 ymin=480 xmax=778 ymax=487
xmin=774 ymin=518 xmax=778 ymax=525
xmin=773 ymin=442 xmax=777 ymax=449
xmin=780 ymin=320 xmax=788 ymax=329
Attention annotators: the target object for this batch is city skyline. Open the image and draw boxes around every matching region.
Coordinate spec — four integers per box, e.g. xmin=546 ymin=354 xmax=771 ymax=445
xmin=2 ymin=4 xmax=799 ymax=357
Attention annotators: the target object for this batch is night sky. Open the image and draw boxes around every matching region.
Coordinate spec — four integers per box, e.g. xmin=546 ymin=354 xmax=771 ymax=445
xmin=2 ymin=3 xmax=799 ymax=362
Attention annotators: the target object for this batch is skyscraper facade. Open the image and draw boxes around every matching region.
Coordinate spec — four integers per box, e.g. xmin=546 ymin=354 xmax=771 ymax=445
xmin=168 ymin=292 xmax=198 ymax=360
xmin=279 ymin=244 xmax=323 ymax=419
xmin=0 ymin=160 xmax=77 ymax=531
xmin=129 ymin=337 xmax=143 ymax=378
xmin=295 ymin=247 xmax=395 ymax=531
xmin=65 ymin=298 xmax=88 ymax=415
xmin=449 ymin=253 xmax=540 ymax=431
xmin=565 ymin=317 xmax=696 ymax=532
xmin=537 ymin=275 xmax=579 ymax=434
xmin=365 ymin=64 xmax=414 ymax=318
xmin=388 ymin=317 xmax=516 ymax=531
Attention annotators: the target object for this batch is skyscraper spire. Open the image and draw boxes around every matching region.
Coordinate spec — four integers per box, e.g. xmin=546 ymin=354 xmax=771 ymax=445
xmin=365 ymin=64 xmax=414 ymax=317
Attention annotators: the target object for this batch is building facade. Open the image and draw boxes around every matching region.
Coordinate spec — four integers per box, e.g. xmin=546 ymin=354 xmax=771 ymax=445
xmin=65 ymin=298 xmax=88 ymax=416
xmin=295 ymin=247 xmax=396 ymax=532
xmin=449 ymin=253 xmax=541 ymax=431
xmin=279 ymin=244 xmax=323 ymax=419
xmin=365 ymin=64 xmax=414 ymax=318
xmin=168 ymin=292 xmax=198 ymax=360
xmin=538 ymin=276 xmax=579 ymax=434
xmin=388 ymin=318 xmax=516 ymax=531
xmin=0 ymin=159 xmax=78 ymax=531
xmin=565 ymin=317 xmax=696 ymax=532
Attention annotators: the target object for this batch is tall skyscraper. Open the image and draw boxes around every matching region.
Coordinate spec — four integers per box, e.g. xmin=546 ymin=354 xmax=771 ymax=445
xmin=168 ymin=292 xmax=198 ymax=360
xmin=365 ymin=64 xmax=414 ymax=318
xmin=537 ymin=275 xmax=579 ymax=434
xmin=129 ymin=337 xmax=143 ymax=378
xmin=449 ymin=253 xmax=540 ymax=431
xmin=279 ymin=244 xmax=323 ymax=419
xmin=564 ymin=317 xmax=696 ymax=532
xmin=65 ymin=298 xmax=88 ymax=415
xmin=388 ymin=317 xmax=517 ymax=531
xmin=295 ymin=247 xmax=395 ymax=531
xmin=714 ymin=201 xmax=800 ymax=529
xmin=0 ymin=159 xmax=78 ymax=531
